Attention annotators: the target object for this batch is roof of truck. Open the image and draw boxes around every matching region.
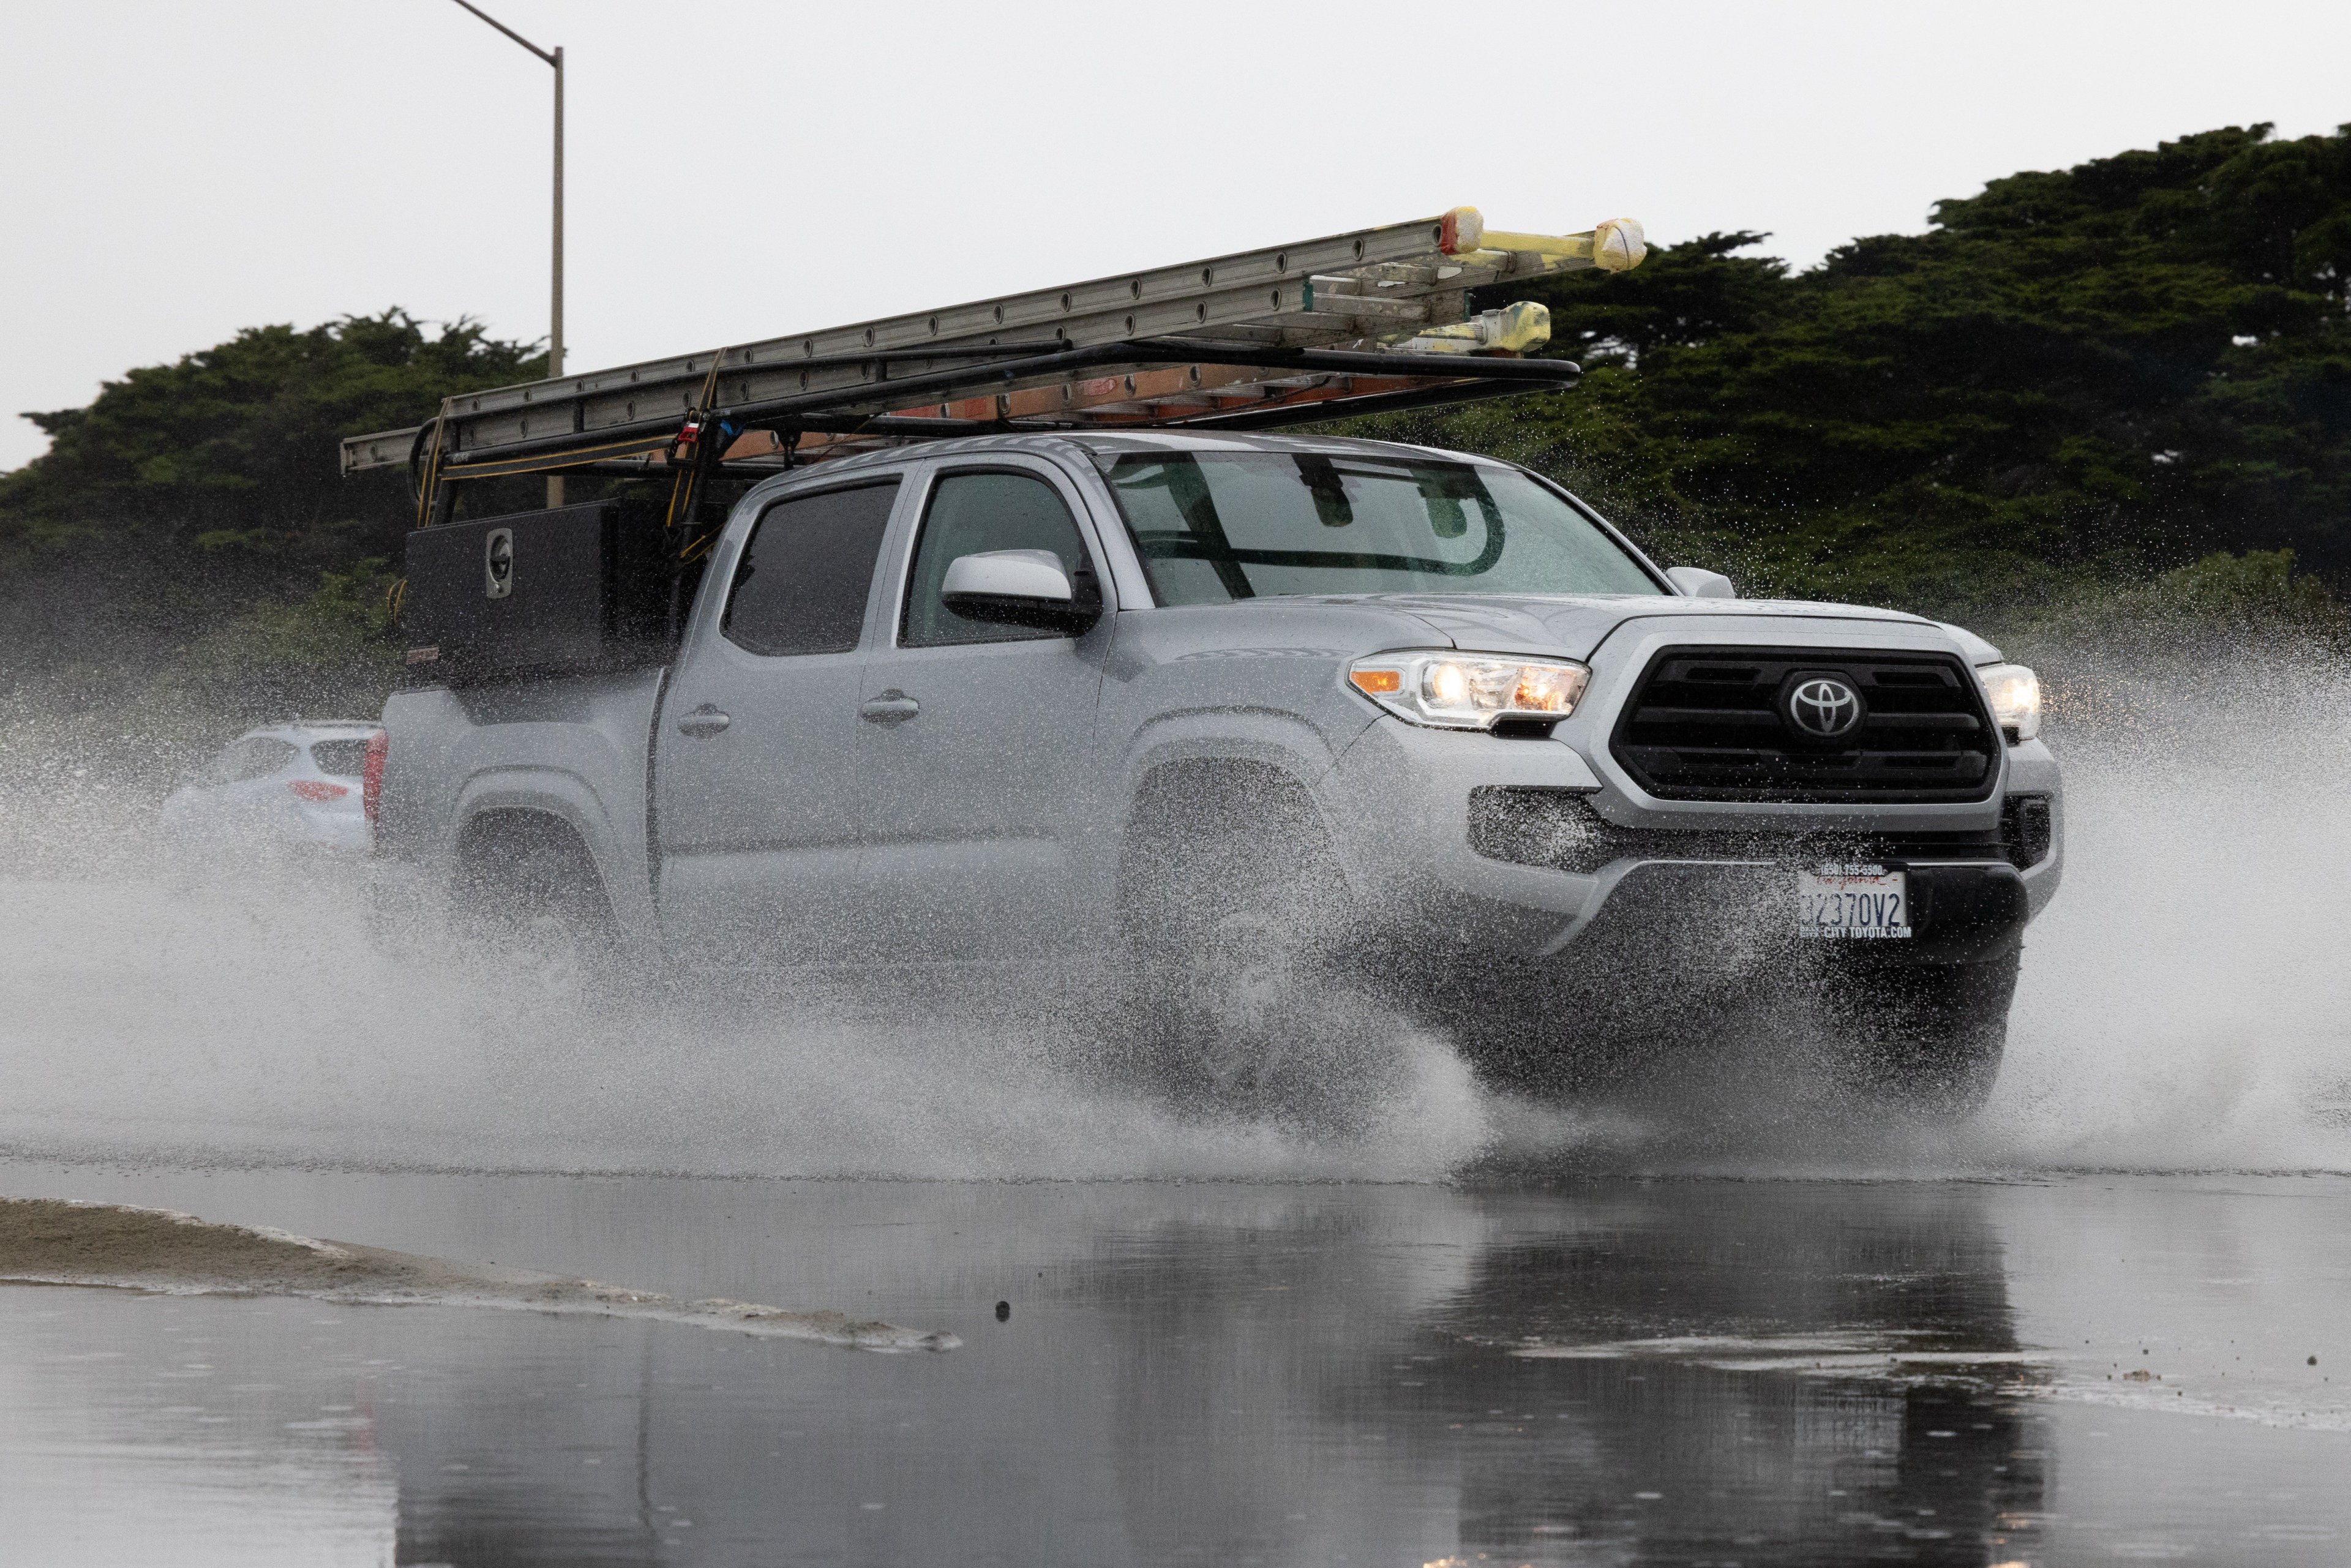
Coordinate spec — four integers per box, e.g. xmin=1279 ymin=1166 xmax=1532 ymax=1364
xmin=1062 ymin=430 xmax=1507 ymax=463
xmin=757 ymin=429 xmax=1501 ymax=484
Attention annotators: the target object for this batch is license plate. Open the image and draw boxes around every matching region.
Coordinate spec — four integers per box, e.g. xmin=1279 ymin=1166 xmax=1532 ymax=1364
xmin=1797 ymin=863 xmax=1911 ymax=940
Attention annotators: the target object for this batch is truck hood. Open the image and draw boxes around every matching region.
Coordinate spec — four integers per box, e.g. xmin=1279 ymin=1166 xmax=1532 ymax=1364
xmin=1330 ymin=593 xmax=1946 ymax=662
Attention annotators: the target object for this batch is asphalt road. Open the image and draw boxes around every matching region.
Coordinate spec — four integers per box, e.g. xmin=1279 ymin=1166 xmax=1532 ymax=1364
xmin=0 ymin=1161 xmax=2344 ymax=1566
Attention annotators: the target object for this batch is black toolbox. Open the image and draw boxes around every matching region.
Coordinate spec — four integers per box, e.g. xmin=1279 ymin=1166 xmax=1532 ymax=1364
xmin=399 ymin=502 xmax=670 ymax=680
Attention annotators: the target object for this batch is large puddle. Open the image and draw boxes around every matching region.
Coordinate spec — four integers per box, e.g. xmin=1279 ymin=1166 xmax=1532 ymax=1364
xmin=0 ymin=1165 xmax=2345 ymax=1565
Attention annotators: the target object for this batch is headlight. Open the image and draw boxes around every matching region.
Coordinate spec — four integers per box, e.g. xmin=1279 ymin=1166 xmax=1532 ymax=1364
xmin=1348 ymin=651 xmax=1589 ymax=730
xmin=1977 ymin=662 xmax=2041 ymax=741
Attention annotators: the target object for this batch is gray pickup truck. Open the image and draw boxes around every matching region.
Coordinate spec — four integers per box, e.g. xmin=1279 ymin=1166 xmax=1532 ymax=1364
xmin=375 ymin=430 xmax=2061 ymax=1112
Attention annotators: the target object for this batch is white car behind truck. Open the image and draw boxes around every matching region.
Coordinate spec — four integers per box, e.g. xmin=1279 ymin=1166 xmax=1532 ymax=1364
xmin=162 ymin=721 xmax=383 ymax=855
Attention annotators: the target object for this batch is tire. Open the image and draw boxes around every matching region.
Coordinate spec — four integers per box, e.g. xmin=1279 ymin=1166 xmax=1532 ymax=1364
xmin=1132 ymin=906 xmax=1313 ymax=1110
xmin=1115 ymin=764 xmax=1389 ymax=1128
xmin=449 ymin=812 xmax=617 ymax=1002
xmin=1823 ymin=948 xmax=2019 ymax=1119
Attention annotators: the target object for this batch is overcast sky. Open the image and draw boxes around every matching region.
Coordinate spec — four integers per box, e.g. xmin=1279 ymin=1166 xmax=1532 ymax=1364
xmin=4 ymin=0 xmax=2347 ymax=471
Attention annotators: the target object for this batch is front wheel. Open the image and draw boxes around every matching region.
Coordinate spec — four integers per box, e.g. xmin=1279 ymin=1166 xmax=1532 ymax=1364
xmin=1127 ymin=908 xmax=1310 ymax=1109
xmin=1114 ymin=770 xmax=1401 ymax=1130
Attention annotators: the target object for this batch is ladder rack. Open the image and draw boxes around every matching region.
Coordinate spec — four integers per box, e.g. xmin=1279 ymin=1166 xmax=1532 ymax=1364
xmin=341 ymin=207 xmax=1643 ymax=528
xmin=340 ymin=208 xmax=1646 ymax=552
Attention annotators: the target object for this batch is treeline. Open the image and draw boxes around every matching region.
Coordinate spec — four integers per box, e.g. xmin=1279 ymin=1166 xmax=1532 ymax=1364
xmin=0 ymin=312 xmax=541 ymax=723
xmin=6 ymin=124 xmax=2350 ymax=732
xmin=1423 ymin=122 xmax=2351 ymax=626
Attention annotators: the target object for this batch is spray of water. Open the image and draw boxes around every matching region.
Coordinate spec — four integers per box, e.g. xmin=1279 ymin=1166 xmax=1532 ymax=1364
xmin=0 ymin=854 xmax=1496 ymax=1180
xmin=1973 ymin=640 xmax=2351 ymax=1171
xmin=1 ymin=642 xmax=2344 ymax=1180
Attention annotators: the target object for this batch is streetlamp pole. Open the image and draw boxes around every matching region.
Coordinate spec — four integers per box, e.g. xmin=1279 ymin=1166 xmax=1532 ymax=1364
xmin=550 ymin=44 xmax=563 ymax=403
xmin=449 ymin=1 xmax=566 ymax=508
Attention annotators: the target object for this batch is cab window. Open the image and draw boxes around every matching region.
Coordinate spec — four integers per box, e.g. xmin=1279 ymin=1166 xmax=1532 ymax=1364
xmin=901 ymin=471 xmax=1091 ymax=647
xmin=1098 ymin=450 xmax=1663 ymax=603
xmin=722 ymin=479 xmax=901 ymax=656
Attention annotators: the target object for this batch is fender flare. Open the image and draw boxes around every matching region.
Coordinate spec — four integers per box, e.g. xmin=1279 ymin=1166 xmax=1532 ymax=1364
xmin=1115 ymin=707 xmax=1360 ymax=895
xmin=449 ymin=767 xmax=655 ymax=944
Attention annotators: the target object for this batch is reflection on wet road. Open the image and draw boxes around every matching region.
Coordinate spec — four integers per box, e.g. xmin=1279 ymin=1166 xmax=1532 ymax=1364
xmin=1 ymin=1165 xmax=2345 ymax=1566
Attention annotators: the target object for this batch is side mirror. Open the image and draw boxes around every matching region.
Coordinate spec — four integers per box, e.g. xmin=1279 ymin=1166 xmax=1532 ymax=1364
xmin=1667 ymin=566 xmax=1736 ymax=600
xmin=941 ymin=549 xmax=1099 ymax=633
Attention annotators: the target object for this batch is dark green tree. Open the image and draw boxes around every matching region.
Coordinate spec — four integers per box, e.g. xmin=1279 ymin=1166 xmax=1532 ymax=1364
xmin=2 ymin=310 xmax=539 ymax=575
xmin=1419 ymin=124 xmax=2351 ymax=614
xmin=0 ymin=312 xmax=539 ymax=711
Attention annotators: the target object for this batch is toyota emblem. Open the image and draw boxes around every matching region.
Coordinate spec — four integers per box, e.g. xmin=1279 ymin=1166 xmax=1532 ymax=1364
xmin=1787 ymin=677 xmax=1863 ymax=739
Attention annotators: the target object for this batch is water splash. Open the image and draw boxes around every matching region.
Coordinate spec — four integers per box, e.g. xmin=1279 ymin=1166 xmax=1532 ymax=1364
xmin=1974 ymin=640 xmax=2351 ymax=1172
xmin=0 ymin=861 xmax=1495 ymax=1180
xmin=3 ymin=641 xmax=2346 ymax=1180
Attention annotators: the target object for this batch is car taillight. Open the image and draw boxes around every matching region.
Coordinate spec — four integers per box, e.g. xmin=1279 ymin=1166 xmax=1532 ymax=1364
xmin=362 ymin=730 xmax=388 ymax=825
xmin=291 ymin=779 xmax=350 ymax=802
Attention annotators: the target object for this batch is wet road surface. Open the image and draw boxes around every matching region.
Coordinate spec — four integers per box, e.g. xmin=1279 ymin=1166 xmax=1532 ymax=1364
xmin=1 ymin=1163 xmax=2345 ymax=1566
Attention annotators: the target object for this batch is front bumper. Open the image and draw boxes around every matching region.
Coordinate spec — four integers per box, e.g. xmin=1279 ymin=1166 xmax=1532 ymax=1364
xmin=1558 ymin=857 xmax=2027 ymax=967
xmin=1321 ymin=718 xmax=2060 ymax=964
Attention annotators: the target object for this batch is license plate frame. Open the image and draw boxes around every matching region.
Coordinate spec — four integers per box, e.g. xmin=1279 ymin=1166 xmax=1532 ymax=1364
xmin=1796 ymin=863 xmax=1911 ymax=940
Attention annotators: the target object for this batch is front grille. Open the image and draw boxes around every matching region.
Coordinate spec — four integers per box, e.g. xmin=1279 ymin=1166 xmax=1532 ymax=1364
xmin=1610 ymin=645 xmax=2000 ymax=803
xmin=1469 ymin=787 xmax=2008 ymax=876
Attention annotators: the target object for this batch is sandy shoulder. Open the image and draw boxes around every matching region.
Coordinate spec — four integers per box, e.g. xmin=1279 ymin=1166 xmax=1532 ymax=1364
xmin=0 ymin=1196 xmax=959 ymax=1352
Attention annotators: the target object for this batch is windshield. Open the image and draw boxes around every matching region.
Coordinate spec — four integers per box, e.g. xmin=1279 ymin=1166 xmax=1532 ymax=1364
xmin=1097 ymin=450 xmax=1664 ymax=604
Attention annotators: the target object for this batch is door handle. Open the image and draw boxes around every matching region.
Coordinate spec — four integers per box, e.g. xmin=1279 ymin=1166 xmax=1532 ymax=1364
xmin=860 ymin=691 xmax=921 ymax=725
xmin=675 ymin=703 xmax=731 ymax=738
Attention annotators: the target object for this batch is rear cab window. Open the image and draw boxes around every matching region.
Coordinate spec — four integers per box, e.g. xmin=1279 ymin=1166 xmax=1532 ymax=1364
xmin=722 ymin=479 xmax=901 ymax=656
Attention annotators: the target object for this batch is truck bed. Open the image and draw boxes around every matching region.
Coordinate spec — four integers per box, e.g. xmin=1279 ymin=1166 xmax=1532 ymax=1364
xmin=378 ymin=667 xmax=668 ymax=942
